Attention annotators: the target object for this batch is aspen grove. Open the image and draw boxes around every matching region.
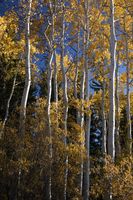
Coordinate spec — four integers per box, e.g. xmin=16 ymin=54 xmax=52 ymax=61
xmin=0 ymin=0 xmax=133 ymax=200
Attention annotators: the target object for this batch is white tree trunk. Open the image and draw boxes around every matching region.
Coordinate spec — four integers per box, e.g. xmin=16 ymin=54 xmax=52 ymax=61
xmin=83 ymin=1 xmax=91 ymax=199
xmin=107 ymin=1 xmax=117 ymax=199
xmin=52 ymin=1 xmax=58 ymax=131
xmin=79 ymin=27 xmax=86 ymax=195
xmin=102 ymin=74 xmax=107 ymax=155
xmin=47 ymin=1 xmax=58 ymax=198
xmin=80 ymin=66 xmax=85 ymax=195
xmin=18 ymin=0 xmax=32 ymax=197
xmin=60 ymin=3 xmax=68 ymax=200
xmin=108 ymin=0 xmax=117 ymax=161
xmin=19 ymin=0 xmax=32 ymax=136
xmin=74 ymin=30 xmax=80 ymax=100
xmin=0 ymin=72 xmax=17 ymax=138
xmin=53 ymin=51 xmax=59 ymax=132
xmin=75 ymin=30 xmax=81 ymax=124
xmin=54 ymin=51 xmax=58 ymax=106
xmin=125 ymin=35 xmax=132 ymax=155
xmin=47 ymin=51 xmax=53 ymax=200
xmin=115 ymin=53 xmax=121 ymax=158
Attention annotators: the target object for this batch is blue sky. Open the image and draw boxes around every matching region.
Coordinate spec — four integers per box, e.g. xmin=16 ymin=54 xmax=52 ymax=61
xmin=0 ymin=0 xmax=19 ymax=16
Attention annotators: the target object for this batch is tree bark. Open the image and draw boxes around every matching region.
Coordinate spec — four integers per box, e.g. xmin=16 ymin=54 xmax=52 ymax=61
xmin=74 ymin=29 xmax=81 ymax=124
xmin=82 ymin=1 xmax=91 ymax=199
xmin=115 ymin=52 xmax=121 ymax=158
xmin=54 ymin=51 xmax=58 ymax=106
xmin=107 ymin=0 xmax=117 ymax=199
xmin=108 ymin=0 xmax=117 ymax=161
xmin=47 ymin=1 xmax=58 ymax=198
xmin=47 ymin=51 xmax=53 ymax=200
xmin=52 ymin=0 xmax=58 ymax=126
xmin=19 ymin=0 xmax=32 ymax=137
xmin=124 ymin=24 xmax=132 ymax=154
xmin=0 ymin=72 xmax=17 ymax=138
xmin=102 ymin=73 xmax=107 ymax=155
xmin=80 ymin=64 xmax=85 ymax=195
xmin=60 ymin=3 xmax=68 ymax=200
xmin=18 ymin=0 xmax=32 ymax=198
xmin=74 ymin=29 xmax=79 ymax=100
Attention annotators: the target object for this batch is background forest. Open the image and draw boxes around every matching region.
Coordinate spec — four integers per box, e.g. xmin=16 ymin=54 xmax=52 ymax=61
xmin=0 ymin=0 xmax=133 ymax=199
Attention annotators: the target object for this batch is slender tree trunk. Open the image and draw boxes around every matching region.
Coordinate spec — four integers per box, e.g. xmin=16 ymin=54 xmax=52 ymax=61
xmin=74 ymin=55 xmax=78 ymax=99
xmin=47 ymin=1 xmax=57 ymax=198
xmin=74 ymin=30 xmax=79 ymax=100
xmin=107 ymin=1 xmax=117 ymax=199
xmin=102 ymin=74 xmax=107 ymax=155
xmin=83 ymin=1 xmax=91 ymax=199
xmin=54 ymin=51 xmax=58 ymax=106
xmin=18 ymin=0 xmax=32 ymax=198
xmin=0 ymin=72 xmax=17 ymax=138
xmin=74 ymin=29 xmax=81 ymax=124
xmin=19 ymin=0 xmax=32 ymax=137
xmin=125 ymin=33 xmax=132 ymax=155
xmin=60 ymin=3 xmax=68 ymax=200
xmin=80 ymin=66 xmax=85 ymax=195
xmin=53 ymin=0 xmax=58 ymax=123
xmin=79 ymin=28 xmax=86 ymax=195
xmin=74 ymin=29 xmax=86 ymax=195
xmin=47 ymin=52 xmax=53 ymax=200
xmin=102 ymin=68 xmax=108 ymax=200
xmin=108 ymin=0 xmax=117 ymax=161
xmin=53 ymin=51 xmax=59 ymax=132
xmin=115 ymin=53 xmax=121 ymax=158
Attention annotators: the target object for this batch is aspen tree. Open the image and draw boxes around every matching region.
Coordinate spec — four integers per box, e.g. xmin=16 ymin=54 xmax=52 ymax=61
xmin=0 ymin=72 xmax=17 ymax=139
xmin=60 ymin=1 xmax=68 ymax=199
xmin=125 ymin=35 xmax=132 ymax=155
xmin=54 ymin=52 xmax=58 ymax=106
xmin=107 ymin=0 xmax=117 ymax=199
xmin=83 ymin=0 xmax=91 ymax=199
xmin=80 ymin=34 xmax=86 ymax=196
xmin=53 ymin=2 xmax=58 ymax=127
xmin=71 ymin=2 xmax=86 ymax=195
xmin=102 ymin=63 xmax=107 ymax=155
xmin=46 ymin=0 xmax=58 ymax=198
xmin=123 ymin=15 xmax=132 ymax=154
xmin=47 ymin=63 xmax=53 ymax=198
xmin=74 ymin=25 xmax=80 ymax=101
xmin=108 ymin=0 xmax=117 ymax=161
xmin=18 ymin=0 xmax=32 ymax=197
xmin=115 ymin=52 xmax=121 ymax=158
xmin=53 ymin=51 xmax=59 ymax=132
xmin=101 ymin=32 xmax=107 ymax=156
xmin=19 ymin=0 xmax=32 ymax=136
xmin=47 ymin=31 xmax=53 ymax=200
xmin=74 ymin=28 xmax=80 ymax=122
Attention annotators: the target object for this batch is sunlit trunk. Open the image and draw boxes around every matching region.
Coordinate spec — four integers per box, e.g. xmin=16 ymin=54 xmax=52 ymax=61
xmin=115 ymin=53 xmax=121 ymax=158
xmin=79 ymin=28 xmax=86 ymax=195
xmin=0 ymin=72 xmax=17 ymax=138
xmin=19 ymin=0 xmax=32 ymax=136
xmin=125 ymin=31 xmax=132 ymax=155
xmin=82 ymin=1 xmax=91 ymax=199
xmin=74 ymin=30 xmax=79 ymax=100
xmin=102 ymin=73 xmax=107 ymax=155
xmin=108 ymin=0 xmax=117 ymax=199
xmin=47 ymin=51 xmax=53 ymax=200
xmin=54 ymin=51 xmax=58 ymax=107
xmin=18 ymin=0 xmax=32 ymax=197
xmin=80 ymin=66 xmax=85 ymax=195
xmin=108 ymin=0 xmax=116 ymax=161
xmin=60 ymin=3 xmax=68 ymax=199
